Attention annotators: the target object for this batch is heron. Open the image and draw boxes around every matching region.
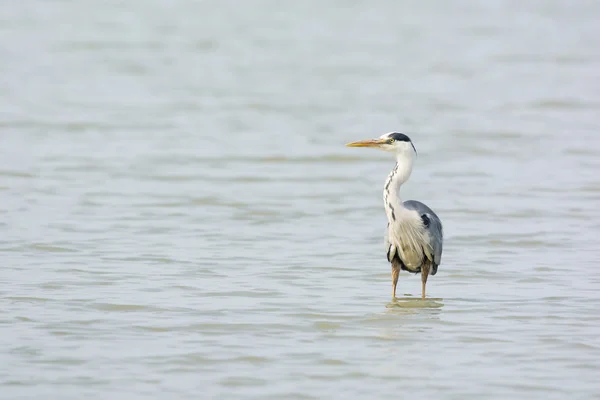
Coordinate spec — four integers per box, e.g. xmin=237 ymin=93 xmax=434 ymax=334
xmin=346 ymin=132 xmax=443 ymax=299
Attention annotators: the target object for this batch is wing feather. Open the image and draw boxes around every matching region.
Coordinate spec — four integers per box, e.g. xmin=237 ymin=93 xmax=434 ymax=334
xmin=403 ymin=200 xmax=443 ymax=267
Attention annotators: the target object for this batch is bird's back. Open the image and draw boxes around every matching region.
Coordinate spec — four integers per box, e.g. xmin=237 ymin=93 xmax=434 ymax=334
xmin=403 ymin=200 xmax=443 ymax=273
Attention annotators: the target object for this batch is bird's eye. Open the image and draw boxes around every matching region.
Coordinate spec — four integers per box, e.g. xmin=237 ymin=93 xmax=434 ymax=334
xmin=387 ymin=139 xmax=395 ymax=144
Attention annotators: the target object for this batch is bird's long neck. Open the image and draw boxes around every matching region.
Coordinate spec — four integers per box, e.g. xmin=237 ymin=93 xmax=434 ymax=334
xmin=383 ymin=154 xmax=413 ymax=222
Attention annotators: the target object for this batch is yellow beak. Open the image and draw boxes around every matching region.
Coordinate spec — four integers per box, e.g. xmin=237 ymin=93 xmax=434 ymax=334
xmin=345 ymin=138 xmax=387 ymax=147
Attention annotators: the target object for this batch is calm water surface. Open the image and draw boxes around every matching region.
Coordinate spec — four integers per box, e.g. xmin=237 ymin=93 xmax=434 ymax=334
xmin=1 ymin=1 xmax=600 ymax=399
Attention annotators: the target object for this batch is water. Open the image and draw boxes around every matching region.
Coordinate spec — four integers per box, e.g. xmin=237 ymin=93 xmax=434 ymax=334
xmin=1 ymin=1 xmax=600 ymax=399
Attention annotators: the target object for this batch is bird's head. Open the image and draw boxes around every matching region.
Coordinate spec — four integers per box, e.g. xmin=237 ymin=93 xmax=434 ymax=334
xmin=346 ymin=132 xmax=417 ymax=159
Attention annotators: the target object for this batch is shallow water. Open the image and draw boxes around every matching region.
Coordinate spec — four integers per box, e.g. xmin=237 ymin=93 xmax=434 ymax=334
xmin=1 ymin=1 xmax=600 ymax=399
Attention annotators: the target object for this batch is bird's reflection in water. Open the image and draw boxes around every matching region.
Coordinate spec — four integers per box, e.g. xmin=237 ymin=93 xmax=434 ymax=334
xmin=386 ymin=294 xmax=444 ymax=310
xmin=375 ymin=296 xmax=444 ymax=340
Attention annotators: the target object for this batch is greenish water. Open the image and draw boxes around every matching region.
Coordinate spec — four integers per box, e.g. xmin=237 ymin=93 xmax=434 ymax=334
xmin=1 ymin=1 xmax=600 ymax=399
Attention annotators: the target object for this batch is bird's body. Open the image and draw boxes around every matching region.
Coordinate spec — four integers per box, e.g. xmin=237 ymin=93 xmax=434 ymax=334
xmin=347 ymin=132 xmax=443 ymax=299
xmin=385 ymin=200 xmax=443 ymax=274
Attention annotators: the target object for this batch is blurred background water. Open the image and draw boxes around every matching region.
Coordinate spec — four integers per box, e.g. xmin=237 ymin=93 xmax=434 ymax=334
xmin=1 ymin=1 xmax=600 ymax=399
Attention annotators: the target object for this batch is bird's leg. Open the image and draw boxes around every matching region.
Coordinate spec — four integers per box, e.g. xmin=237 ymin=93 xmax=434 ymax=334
xmin=391 ymin=260 xmax=400 ymax=299
xmin=421 ymin=263 xmax=430 ymax=300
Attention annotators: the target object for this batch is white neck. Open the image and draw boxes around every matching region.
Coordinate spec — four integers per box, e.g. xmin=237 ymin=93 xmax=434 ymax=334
xmin=383 ymin=153 xmax=414 ymax=222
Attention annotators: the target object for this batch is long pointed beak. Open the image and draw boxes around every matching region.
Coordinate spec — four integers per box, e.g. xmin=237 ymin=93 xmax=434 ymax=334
xmin=345 ymin=138 xmax=387 ymax=148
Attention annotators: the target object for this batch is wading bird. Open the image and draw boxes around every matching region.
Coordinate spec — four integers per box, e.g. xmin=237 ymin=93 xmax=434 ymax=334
xmin=346 ymin=132 xmax=443 ymax=299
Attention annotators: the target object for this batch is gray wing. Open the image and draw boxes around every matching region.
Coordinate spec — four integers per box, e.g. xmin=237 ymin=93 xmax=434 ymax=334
xmin=403 ymin=200 xmax=443 ymax=268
